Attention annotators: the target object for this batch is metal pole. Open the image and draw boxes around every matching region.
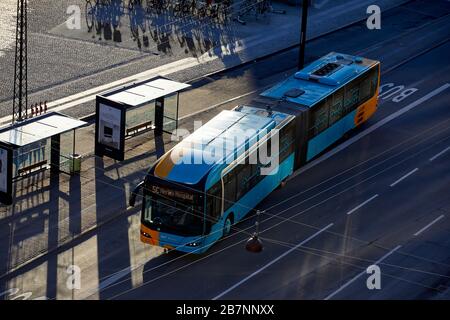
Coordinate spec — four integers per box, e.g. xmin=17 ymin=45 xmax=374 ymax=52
xmin=12 ymin=0 xmax=28 ymax=123
xmin=255 ymin=210 xmax=261 ymax=236
xmin=245 ymin=210 xmax=263 ymax=253
xmin=298 ymin=0 xmax=309 ymax=70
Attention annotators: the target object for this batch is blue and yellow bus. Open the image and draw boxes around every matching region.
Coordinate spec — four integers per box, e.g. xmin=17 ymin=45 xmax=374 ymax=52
xmin=130 ymin=52 xmax=380 ymax=253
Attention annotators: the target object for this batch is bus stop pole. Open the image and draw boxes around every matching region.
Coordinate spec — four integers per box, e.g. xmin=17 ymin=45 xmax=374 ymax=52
xmin=298 ymin=0 xmax=309 ymax=70
xmin=50 ymin=134 xmax=60 ymax=174
xmin=155 ymin=97 xmax=164 ymax=136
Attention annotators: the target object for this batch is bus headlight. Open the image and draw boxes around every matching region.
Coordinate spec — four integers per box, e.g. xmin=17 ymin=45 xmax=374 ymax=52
xmin=186 ymin=241 xmax=201 ymax=247
xmin=140 ymin=230 xmax=151 ymax=238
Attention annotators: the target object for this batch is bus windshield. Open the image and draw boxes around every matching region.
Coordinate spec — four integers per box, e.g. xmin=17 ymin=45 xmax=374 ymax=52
xmin=142 ymin=191 xmax=204 ymax=236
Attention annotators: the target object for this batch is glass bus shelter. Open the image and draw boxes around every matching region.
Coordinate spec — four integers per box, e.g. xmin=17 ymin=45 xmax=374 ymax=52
xmin=95 ymin=76 xmax=191 ymax=161
xmin=0 ymin=112 xmax=87 ymax=205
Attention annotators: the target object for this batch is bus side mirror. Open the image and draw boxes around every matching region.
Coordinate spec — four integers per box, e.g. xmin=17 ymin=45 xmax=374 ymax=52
xmin=129 ymin=181 xmax=144 ymax=207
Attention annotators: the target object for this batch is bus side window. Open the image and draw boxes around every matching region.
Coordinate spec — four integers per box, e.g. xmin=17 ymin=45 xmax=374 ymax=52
xmin=358 ymin=66 xmax=379 ymax=104
xmin=207 ymin=182 xmax=222 ymax=222
xmin=309 ymin=99 xmax=330 ymax=139
xmin=343 ymin=78 xmax=360 ymax=115
xmin=371 ymin=66 xmax=380 ymax=96
xmin=223 ymin=171 xmax=236 ymax=212
xmin=258 ymin=135 xmax=272 ymax=165
xmin=248 ymin=150 xmax=261 ymax=186
xmin=236 ymin=164 xmax=252 ymax=200
xmin=329 ymin=89 xmax=343 ymax=126
xmin=279 ymin=120 xmax=295 ymax=162
xmin=359 ymin=74 xmax=372 ymax=103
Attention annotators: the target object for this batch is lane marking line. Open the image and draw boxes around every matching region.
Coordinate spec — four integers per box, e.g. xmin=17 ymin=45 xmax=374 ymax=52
xmin=413 ymin=214 xmax=445 ymax=237
xmin=289 ymin=83 xmax=450 ymax=181
xmin=86 ymin=264 xmax=142 ymax=298
xmin=429 ymin=146 xmax=450 ymax=161
xmin=346 ymin=194 xmax=379 ymax=215
xmin=324 ymin=245 xmax=402 ymax=300
xmin=212 ymin=223 xmax=334 ymax=300
xmin=389 ymin=168 xmax=419 ymax=187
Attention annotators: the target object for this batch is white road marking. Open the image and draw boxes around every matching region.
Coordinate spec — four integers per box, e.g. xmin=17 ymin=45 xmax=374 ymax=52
xmin=429 ymin=146 xmax=450 ymax=161
xmin=85 ymin=264 xmax=141 ymax=298
xmin=413 ymin=214 xmax=445 ymax=237
xmin=324 ymin=245 xmax=402 ymax=300
xmin=389 ymin=168 xmax=419 ymax=187
xmin=212 ymin=223 xmax=334 ymax=300
xmin=346 ymin=194 xmax=379 ymax=215
xmin=97 ymin=267 xmax=132 ymax=292
xmin=289 ymin=83 xmax=450 ymax=181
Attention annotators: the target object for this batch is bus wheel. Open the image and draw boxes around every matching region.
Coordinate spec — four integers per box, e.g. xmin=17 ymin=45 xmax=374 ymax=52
xmin=278 ymin=179 xmax=287 ymax=189
xmin=223 ymin=216 xmax=233 ymax=238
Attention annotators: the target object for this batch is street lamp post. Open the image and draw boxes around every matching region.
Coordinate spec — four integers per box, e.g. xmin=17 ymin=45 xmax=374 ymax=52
xmin=245 ymin=210 xmax=263 ymax=253
xmin=298 ymin=0 xmax=309 ymax=70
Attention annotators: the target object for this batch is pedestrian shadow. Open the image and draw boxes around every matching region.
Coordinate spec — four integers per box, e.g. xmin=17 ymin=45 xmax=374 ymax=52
xmin=82 ymin=0 xmax=252 ymax=67
xmin=93 ymin=156 xmax=133 ymax=300
xmin=0 ymin=169 xmax=62 ymax=299
xmin=45 ymin=173 xmax=60 ymax=299
xmin=68 ymin=173 xmax=82 ymax=237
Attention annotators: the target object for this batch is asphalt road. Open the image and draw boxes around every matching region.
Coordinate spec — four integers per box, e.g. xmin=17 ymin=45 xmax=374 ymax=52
xmin=98 ymin=40 xmax=450 ymax=300
xmin=0 ymin=0 xmax=449 ymax=300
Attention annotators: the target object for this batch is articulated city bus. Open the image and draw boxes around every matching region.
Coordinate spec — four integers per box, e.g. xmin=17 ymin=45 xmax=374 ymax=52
xmin=130 ymin=52 xmax=380 ymax=253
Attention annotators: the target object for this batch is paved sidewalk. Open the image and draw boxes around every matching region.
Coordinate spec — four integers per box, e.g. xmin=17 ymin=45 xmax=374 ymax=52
xmin=0 ymin=0 xmax=408 ymax=119
xmin=0 ymin=124 xmax=166 ymax=276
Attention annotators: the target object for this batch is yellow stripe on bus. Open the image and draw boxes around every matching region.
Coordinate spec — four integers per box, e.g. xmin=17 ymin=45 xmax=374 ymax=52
xmin=154 ymin=143 xmax=190 ymax=178
xmin=155 ymin=151 xmax=176 ymax=178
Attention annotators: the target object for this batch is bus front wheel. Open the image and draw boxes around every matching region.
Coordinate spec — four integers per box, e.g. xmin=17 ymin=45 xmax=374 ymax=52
xmin=278 ymin=178 xmax=287 ymax=189
xmin=223 ymin=215 xmax=233 ymax=238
